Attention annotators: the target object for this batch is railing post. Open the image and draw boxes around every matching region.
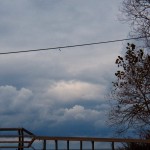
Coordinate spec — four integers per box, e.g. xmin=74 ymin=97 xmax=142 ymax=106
xmin=43 ymin=140 xmax=46 ymax=150
xmin=55 ymin=140 xmax=58 ymax=150
xmin=67 ymin=140 xmax=69 ymax=150
xmin=18 ymin=129 xmax=24 ymax=150
xmin=80 ymin=141 xmax=82 ymax=150
xmin=92 ymin=141 xmax=94 ymax=150
xmin=112 ymin=142 xmax=115 ymax=150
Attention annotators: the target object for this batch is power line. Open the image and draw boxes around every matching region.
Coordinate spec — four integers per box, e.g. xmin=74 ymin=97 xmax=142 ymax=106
xmin=0 ymin=36 xmax=148 ymax=55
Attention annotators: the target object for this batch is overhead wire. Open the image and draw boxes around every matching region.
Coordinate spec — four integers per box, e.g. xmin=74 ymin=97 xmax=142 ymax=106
xmin=0 ymin=36 xmax=148 ymax=55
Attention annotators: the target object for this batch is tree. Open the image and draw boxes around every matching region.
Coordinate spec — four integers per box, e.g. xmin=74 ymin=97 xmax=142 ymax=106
xmin=109 ymin=43 xmax=150 ymax=134
xmin=120 ymin=0 xmax=150 ymax=47
xmin=118 ymin=130 xmax=150 ymax=150
xmin=118 ymin=142 xmax=150 ymax=150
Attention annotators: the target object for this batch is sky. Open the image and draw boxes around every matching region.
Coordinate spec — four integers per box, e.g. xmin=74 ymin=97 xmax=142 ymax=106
xmin=0 ymin=0 xmax=131 ymax=138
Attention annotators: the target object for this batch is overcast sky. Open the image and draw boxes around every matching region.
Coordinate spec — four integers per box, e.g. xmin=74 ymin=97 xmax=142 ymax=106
xmin=0 ymin=0 xmax=131 ymax=138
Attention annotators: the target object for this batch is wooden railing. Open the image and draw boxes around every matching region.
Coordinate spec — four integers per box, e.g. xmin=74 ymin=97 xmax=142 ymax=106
xmin=0 ymin=128 xmax=150 ymax=150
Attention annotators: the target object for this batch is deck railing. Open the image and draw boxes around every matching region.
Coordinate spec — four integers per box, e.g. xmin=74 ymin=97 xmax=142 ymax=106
xmin=0 ymin=128 xmax=150 ymax=150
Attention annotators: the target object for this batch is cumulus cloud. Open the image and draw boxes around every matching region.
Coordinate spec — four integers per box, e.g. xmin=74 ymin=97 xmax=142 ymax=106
xmin=45 ymin=80 xmax=105 ymax=102
xmin=0 ymin=86 xmax=33 ymax=127
xmin=0 ymin=85 xmax=32 ymax=113
xmin=0 ymin=84 xmax=109 ymax=136
xmin=58 ymin=105 xmax=101 ymax=122
xmin=45 ymin=104 xmax=111 ymax=136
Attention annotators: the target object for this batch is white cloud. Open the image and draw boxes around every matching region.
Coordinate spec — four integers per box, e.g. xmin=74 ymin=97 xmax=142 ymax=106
xmin=45 ymin=80 xmax=105 ymax=102
xmin=0 ymin=84 xmax=111 ymax=136
xmin=51 ymin=104 xmax=106 ymax=125
xmin=63 ymin=105 xmax=101 ymax=121
xmin=0 ymin=85 xmax=32 ymax=112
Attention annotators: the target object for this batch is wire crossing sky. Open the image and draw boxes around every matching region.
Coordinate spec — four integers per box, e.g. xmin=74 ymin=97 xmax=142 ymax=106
xmin=0 ymin=36 xmax=147 ymax=55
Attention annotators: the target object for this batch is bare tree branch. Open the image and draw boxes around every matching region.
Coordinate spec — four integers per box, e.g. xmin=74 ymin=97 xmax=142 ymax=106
xmin=120 ymin=0 xmax=150 ymax=47
xmin=108 ymin=43 xmax=150 ymax=135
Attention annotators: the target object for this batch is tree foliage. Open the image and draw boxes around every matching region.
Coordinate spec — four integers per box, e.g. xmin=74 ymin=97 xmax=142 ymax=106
xmin=109 ymin=43 xmax=150 ymax=134
xmin=120 ymin=0 xmax=150 ymax=46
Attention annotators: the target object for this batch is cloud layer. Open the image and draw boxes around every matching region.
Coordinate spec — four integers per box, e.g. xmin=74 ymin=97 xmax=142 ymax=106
xmin=0 ymin=0 xmax=129 ymax=137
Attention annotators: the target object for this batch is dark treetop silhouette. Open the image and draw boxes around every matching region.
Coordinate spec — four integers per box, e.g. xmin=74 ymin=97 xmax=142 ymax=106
xmin=109 ymin=43 xmax=150 ymax=134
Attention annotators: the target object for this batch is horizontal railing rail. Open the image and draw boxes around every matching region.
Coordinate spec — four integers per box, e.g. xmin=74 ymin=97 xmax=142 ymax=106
xmin=0 ymin=128 xmax=149 ymax=150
